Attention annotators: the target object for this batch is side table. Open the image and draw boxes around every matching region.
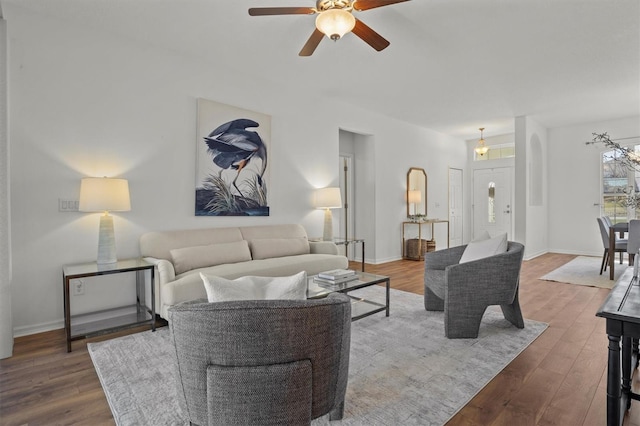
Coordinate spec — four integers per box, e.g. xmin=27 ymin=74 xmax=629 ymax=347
xmin=596 ymin=267 xmax=640 ymax=425
xmin=62 ymin=258 xmax=155 ymax=352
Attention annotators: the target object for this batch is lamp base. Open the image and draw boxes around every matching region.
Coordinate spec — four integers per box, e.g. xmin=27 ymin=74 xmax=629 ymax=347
xmin=97 ymin=214 xmax=117 ymax=264
xmin=323 ymin=208 xmax=334 ymax=241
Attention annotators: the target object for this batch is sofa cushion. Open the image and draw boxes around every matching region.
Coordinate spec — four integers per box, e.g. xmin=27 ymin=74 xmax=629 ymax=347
xmin=249 ymin=237 xmax=310 ymax=260
xmin=170 ymin=241 xmax=252 ymax=275
xmin=459 ymin=232 xmax=508 ymax=264
xmin=473 ymin=230 xmax=491 ymax=242
xmin=201 ymin=271 xmax=308 ymax=302
xmin=140 ymin=227 xmax=244 ymax=261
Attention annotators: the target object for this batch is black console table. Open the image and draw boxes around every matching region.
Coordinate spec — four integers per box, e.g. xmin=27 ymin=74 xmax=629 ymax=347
xmin=596 ymin=268 xmax=640 ymax=425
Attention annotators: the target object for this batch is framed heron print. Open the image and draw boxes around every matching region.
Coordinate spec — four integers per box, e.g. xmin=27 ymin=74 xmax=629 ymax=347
xmin=195 ymin=99 xmax=270 ymax=216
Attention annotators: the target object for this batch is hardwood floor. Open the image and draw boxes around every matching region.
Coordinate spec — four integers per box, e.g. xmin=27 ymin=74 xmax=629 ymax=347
xmin=0 ymin=253 xmax=636 ymax=425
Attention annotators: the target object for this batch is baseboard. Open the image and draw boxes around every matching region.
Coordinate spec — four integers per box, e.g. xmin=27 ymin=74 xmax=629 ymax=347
xmin=371 ymin=256 xmax=404 ymax=265
xmin=547 ymin=248 xmax=603 ymax=257
xmin=13 ymin=319 xmax=63 ymax=338
xmin=523 ymin=249 xmax=548 ymax=261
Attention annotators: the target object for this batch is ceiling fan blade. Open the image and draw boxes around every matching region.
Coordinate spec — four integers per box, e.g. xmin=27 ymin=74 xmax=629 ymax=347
xmin=352 ymin=0 xmax=410 ymax=11
xmin=299 ymin=29 xmax=324 ymax=56
xmin=352 ymin=19 xmax=390 ymax=51
xmin=248 ymin=7 xmax=315 ymax=16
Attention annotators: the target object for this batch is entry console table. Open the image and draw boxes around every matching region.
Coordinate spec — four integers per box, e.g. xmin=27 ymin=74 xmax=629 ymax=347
xmin=596 ymin=268 xmax=640 ymax=425
xmin=402 ymin=220 xmax=449 ymax=260
xmin=62 ymin=258 xmax=155 ymax=352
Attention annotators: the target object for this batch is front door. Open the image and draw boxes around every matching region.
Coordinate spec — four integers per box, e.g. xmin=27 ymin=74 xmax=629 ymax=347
xmin=473 ymin=167 xmax=512 ymax=239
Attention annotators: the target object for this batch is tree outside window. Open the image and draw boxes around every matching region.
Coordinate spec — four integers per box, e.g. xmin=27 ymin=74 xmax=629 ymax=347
xmin=602 ymin=146 xmax=640 ymax=222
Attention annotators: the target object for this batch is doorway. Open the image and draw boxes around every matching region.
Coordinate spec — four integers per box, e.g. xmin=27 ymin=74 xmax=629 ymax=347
xmin=339 ymin=129 xmax=375 ymax=263
xmin=448 ymin=168 xmax=463 ymax=246
xmin=339 ymin=154 xmax=355 ymax=258
xmin=473 ymin=167 xmax=513 ymax=239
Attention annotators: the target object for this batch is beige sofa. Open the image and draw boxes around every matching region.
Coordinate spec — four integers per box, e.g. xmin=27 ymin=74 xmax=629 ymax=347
xmin=140 ymin=224 xmax=348 ymax=319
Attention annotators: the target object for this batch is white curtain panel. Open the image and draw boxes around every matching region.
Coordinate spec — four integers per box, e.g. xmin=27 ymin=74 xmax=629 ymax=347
xmin=0 ymin=18 xmax=14 ymax=359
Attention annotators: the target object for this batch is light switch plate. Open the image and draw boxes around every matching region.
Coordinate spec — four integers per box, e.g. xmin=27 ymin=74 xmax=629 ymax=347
xmin=59 ymin=199 xmax=79 ymax=212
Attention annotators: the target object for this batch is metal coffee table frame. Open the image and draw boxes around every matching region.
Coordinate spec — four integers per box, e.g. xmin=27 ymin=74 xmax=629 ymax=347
xmin=307 ymin=271 xmax=390 ymax=321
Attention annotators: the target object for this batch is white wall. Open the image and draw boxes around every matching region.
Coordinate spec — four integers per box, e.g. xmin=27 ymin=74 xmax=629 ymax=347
xmin=5 ymin=6 xmax=467 ymax=334
xmin=548 ymin=116 xmax=640 ymax=255
xmin=522 ymin=117 xmax=548 ymax=259
xmin=0 ymin=18 xmax=13 ymax=358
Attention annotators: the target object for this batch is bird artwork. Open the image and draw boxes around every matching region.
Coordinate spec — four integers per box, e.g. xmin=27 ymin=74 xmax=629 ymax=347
xmin=197 ymin=118 xmax=269 ymax=216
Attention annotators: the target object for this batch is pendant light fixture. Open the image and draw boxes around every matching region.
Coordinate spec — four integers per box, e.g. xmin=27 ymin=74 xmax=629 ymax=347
xmin=474 ymin=127 xmax=489 ymax=157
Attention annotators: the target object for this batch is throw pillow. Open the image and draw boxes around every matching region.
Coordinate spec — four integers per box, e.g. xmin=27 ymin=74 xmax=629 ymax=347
xmin=473 ymin=230 xmax=491 ymax=242
xmin=249 ymin=237 xmax=310 ymax=260
xmin=170 ymin=240 xmax=252 ymax=275
xmin=459 ymin=232 xmax=508 ymax=263
xmin=201 ymin=271 xmax=308 ymax=302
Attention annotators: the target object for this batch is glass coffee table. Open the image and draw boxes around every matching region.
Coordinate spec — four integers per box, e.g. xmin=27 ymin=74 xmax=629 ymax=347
xmin=307 ymin=271 xmax=390 ymax=321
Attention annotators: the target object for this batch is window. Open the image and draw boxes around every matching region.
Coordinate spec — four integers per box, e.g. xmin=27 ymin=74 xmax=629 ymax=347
xmin=474 ymin=143 xmax=515 ymax=161
xmin=488 ymin=182 xmax=496 ymax=223
xmin=602 ymin=145 xmax=640 ymax=222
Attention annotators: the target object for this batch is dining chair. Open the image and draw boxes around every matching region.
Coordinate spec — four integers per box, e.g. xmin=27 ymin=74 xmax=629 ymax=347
xmin=603 ymin=216 xmax=627 ymax=240
xmin=627 ymin=219 xmax=640 ymax=266
xmin=597 ymin=217 xmax=628 ymax=275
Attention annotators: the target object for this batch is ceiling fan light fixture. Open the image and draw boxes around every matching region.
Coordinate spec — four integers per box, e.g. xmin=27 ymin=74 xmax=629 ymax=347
xmin=315 ymin=9 xmax=356 ymax=41
xmin=474 ymin=127 xmax=489 ymax=156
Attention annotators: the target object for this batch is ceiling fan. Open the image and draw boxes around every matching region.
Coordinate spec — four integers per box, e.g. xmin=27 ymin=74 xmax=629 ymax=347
xmin=248 ymin=0 xmax=410 ymax=56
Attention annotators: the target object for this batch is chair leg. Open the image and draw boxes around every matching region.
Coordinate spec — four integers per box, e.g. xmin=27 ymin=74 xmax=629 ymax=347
xmin=424 ymin=286 xmax=444 ymax=311
xmin=329 ymin=400 xmax=345 ymax=421
xmin=444 ymin=305 xmax=486 ymax=339
xmin=620 ymin=251 xmax=624 ymax=264
xmin=501 ymin=292 xmax=525 ymax=329
xmin=600 ymin=249 xmax=608 ymax=275
xmin=630 ymin=253 xmax=635 ymax=267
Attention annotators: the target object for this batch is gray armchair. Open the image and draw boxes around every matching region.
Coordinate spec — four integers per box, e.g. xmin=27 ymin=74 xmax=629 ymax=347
xmin=168 ymin=293 xmax=352 ymax=426
xmin=424 ymin=241 xmax=525 ymax=339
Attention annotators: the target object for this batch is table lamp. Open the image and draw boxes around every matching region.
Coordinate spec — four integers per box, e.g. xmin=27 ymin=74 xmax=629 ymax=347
xmin=314 ymin=187 xmax=342 ymax=241
xmin=408 ymin=189 xmax=421 ymax=216
xmin=79 ymin=177 xmax=131 ymax=264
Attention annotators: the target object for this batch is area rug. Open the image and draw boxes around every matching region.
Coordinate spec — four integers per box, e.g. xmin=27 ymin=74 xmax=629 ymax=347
xmin=88 ymin=287 xmax=547 ymax=426
xmin=539 ymin=255 xmax=629 ymax=289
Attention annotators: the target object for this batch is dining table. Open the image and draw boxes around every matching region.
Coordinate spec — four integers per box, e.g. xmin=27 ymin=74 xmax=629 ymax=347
xmin=609 ymin=222 xmax=629 ymax=280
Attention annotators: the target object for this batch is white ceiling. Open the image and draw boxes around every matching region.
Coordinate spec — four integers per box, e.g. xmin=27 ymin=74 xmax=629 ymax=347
xmin=3 ymin=0 xmax=639 ymax=139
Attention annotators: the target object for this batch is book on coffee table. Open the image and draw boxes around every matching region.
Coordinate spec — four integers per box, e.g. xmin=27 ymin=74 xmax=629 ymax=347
xmin=318 ymin=269 xmax=356 ymax=280
xmin=313 ymin=274 xmax=359 ymax=286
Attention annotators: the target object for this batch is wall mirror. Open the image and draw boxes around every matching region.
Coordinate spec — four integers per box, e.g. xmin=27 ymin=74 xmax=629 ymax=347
xmin=407 ymin=167 xmax=427 ymax=217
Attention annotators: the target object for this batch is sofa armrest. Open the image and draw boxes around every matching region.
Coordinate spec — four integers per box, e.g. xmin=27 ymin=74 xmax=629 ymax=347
xmin=144 ymin=257 xmax=176 ymax=285
xmin=309 ymin=241 xmax=339 ymax=255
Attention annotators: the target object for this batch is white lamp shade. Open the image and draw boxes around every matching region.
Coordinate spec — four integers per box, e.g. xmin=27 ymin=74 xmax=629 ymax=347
xmin=315 ymin=9 xmax=356 ymax=40
xmin=79 ymin=177 xmax=131 ymax=212
xmin=408 ymin=190 xmax=422 ymax=204
xmin=315 ymin=187 xmax=342 ymax=209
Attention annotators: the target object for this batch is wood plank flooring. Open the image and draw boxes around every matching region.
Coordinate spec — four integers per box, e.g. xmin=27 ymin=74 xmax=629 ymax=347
xmin=0 ymin=253 xmax=637 ymax=425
